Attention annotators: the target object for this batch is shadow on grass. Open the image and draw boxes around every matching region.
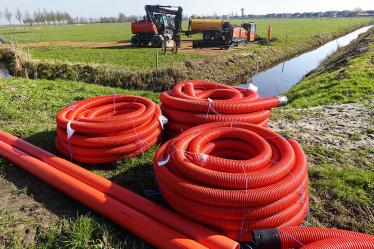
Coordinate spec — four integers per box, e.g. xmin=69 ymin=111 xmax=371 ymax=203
xmin=0 ymin=130 xmax=172 ymax=247
xmin=95 ymin=44 xmax=134 ymax=49
xmin=1 ymin=130 xmax=88 ymax=218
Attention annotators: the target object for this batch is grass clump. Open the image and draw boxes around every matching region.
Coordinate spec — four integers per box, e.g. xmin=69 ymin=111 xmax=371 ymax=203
xmin=309 ymin=165 xmax=374 ymax=233
xmin=36 ymin=215 xmax=150 ymax=249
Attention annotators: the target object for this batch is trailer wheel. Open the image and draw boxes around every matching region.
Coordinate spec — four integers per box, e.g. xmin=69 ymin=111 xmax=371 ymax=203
xmin=203 ymin=31 xmax=213 ymax=41
xmin=131 ymin=36 xmax=141 ymax=47
xmin=151 ymin=36 xmax=162 ymax=48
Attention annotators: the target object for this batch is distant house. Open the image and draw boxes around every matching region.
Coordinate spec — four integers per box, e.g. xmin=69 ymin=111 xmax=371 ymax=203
xmin=324 ymin=11 xmax=339 ymax=18
xmin=226 ymin=9 xmax=372 ymax=19
xmin=359 ymin=10 xmax=374 ymax=16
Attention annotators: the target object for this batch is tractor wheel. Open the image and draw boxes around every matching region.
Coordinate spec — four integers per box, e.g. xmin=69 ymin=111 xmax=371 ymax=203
xmin=131 ymin=36 xmax=141 ymax=47
xmin=151 ymin=36 xmax=162 ymax=48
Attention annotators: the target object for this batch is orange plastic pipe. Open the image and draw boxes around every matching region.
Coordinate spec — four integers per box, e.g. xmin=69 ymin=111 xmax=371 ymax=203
xmin=55 ymin=95 xmax=162 ymax=164
xmin=0 ymin=130 xmax=239 ymax=249
xmin=153 ymin=122 xmax=308 ymax=241
xmin=159 ymin=80 xmax=287 ymax=137
xmin=0 ymin=140 xmax=207 ymax=249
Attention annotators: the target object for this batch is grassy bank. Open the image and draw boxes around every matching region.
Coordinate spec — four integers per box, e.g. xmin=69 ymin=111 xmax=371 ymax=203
xmin=1 ymin=18 xmax=372 ymax=91
xmin=287 ymin=28 xmax=374 ymax=107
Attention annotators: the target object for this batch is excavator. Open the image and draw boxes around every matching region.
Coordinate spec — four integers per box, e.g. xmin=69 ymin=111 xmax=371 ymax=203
xmin=130 ymin=5 xmax=183 ymax=51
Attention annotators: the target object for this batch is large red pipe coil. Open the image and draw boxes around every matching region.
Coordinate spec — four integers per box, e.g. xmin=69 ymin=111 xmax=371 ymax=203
xmin=55 ymin=95 xmax=162 ymax=164
xmin=153 ymin=122 xmax=309 ymax=242
xmin=0 ymin=130 xmax=239 ymax=249
xmin=159 ymin=80 xmax=287 ymax=137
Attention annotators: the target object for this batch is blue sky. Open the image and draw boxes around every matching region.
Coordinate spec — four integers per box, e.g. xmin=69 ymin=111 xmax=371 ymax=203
xmin=0 ymin=0 xmax=372 ymax=23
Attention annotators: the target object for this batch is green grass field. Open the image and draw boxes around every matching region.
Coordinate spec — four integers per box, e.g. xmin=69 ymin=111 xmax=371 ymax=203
xmin=27 ymin=46 xmax=203 ymax=70
xmin=1 ymin=18 xmax=372 ymax=71
xmin=0 ymin=18 xmax=371 ymax=43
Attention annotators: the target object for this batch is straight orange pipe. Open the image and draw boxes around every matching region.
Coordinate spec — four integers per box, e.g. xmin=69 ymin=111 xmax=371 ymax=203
xmin=0 ymin=130 xmax=239 ymax=249
xmin=0 ymin=140 xmax=207 ymax=249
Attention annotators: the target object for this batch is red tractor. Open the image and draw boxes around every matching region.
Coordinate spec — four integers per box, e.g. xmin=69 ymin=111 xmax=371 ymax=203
xmin=131 ymin=5 xmax=183 ymax=50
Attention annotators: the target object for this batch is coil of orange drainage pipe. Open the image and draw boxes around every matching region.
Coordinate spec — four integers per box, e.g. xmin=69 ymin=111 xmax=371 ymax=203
xmin=159 ymin=80 xmax=287 ymax=137
xmin=55 ymin=95 xmax=164 ymax=164
xmin=153 ymin=122 xmax=309 ymax=242
xmin=249 ymin=227 xmax=374 ymax=249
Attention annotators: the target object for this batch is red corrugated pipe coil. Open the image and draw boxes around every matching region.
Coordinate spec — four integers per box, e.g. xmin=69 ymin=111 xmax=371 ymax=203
xmin=159 ymin=80 xmax=287 ymax=137
xmin=55 ymin=95 xmax=163 ymax=164
xmin=153 ymin=122 xmax=309 ymax=242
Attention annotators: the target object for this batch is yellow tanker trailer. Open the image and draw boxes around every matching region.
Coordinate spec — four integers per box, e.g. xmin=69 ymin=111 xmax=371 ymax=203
xmin=188 ymin=18 xmax=229 ymax=41
xmin=186 ymin=17 xmax=255 ymax=48
xmin=189 ymin=18 xmax=225 ymax=32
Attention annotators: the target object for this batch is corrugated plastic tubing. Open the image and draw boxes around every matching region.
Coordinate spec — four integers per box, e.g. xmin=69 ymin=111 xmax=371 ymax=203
xmin=55 ymin=95 xmax=162 ymax=164
xmin=251 ymin=227 xmax=374 ymax=249
xmin=159 ymin=80 xmax=287 ymax=137
xmin=0 ymin=130 xmax=239 ymax=249
xmin=153 ymin=122 xmax=309 ymax=242
xmin=278 ymin=227 xmax=374 ymax=249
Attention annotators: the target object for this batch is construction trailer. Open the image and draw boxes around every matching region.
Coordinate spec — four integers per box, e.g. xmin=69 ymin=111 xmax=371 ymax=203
xmin=186 ymin=18 xmax=256 ymax=49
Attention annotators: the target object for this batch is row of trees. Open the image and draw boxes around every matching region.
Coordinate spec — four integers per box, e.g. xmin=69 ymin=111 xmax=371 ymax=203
xmin=0 ymin=8 xmax=142 ymax=26
xmin=0 ymin=8 xmax=73 ymax=26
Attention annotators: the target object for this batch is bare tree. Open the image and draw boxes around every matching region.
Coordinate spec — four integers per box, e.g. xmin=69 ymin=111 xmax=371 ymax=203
xmin=118 ymin=12 xmax=126 ymax=23
xmin=42 ymin=9 xmax=48 ymax=25
xmin=15 ymin=8 xmax=23 ymax=25
xmin=33 ymin=9 xmax=44 ymax=25
xmin=56 ymin=10 xmax=63 ymax=24
xmin=4 ymin=8 xmax=13 ymax=25
xmin=63 ymin=11 xmax=73 ymax=24
xmin=45 ymin=10 xmax=53 ymax=25
xmin=49 ymin=10 xmax=57 ymax=25
xmin=23 ymin=10 xmax=33 ymax=26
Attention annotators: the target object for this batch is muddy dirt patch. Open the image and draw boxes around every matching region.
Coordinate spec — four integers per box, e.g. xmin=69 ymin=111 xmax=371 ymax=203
xmin=271 ymin=102 xmax=374 ymax=151
xmin=0 ymin=160 xmax=87 ymax=247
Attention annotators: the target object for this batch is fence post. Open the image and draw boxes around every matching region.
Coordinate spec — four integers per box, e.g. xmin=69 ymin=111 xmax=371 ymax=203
xmin=156 ymin=51 xmax=159 ymax=71
xmin=27 ymin=43 xmax=30 ymax=60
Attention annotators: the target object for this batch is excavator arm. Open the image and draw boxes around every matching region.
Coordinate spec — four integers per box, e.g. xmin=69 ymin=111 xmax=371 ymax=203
xmin=144 ymin=5 xmax=183 ymax=37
